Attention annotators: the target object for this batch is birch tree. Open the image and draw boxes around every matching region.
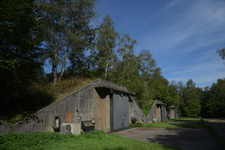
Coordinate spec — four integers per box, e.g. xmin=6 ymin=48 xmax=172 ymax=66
xmin=39 ymin=0 xmax=97 ymax=84
xmin=95 ymin=14 xmax=118 ymax=79
xmin=117 ymin=34 xmax=138 ymax=84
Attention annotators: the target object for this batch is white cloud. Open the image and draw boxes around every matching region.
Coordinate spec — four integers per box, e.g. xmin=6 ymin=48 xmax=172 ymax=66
xmin=140 ymin=0 xmax=225 ymax=55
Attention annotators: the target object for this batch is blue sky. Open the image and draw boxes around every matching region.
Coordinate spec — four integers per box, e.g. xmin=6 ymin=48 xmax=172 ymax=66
xmin=43 ymin=0 xmax=225 ymax=89
xmin=93 ymin=0 xmax=225 ymax=89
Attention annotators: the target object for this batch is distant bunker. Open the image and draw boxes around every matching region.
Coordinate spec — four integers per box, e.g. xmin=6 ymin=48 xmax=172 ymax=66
xmin=0 ymin=79 xmax=146 ymax=135
xmin=146 ymin=99 xmax=167 ymax=123
xmin=169 ymin=105 xmax=178 ymax=119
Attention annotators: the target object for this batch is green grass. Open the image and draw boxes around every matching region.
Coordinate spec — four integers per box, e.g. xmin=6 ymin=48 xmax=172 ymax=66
xmin=167 ymin=117 xmax=200 ymax=122
xmin=129 ymin=122 xmax=207 ymax=128
xmin=0 ymin=130 xmax=181 ymax=150
xmin=142 ymin=100 xmax=154 ymax=117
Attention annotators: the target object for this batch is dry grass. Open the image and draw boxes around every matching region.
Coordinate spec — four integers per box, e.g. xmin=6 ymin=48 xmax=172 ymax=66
xmin=54 ymin=77 xmax=92 ymax=101
xmin=6 ymin=77 xmax=93 ymax=124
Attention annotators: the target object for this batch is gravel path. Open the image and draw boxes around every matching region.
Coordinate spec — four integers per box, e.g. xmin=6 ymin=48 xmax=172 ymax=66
xmin=116 ymin=126 xmax=222 ymax=150
xmin=207 ymin=119 xmax=225 ymax=142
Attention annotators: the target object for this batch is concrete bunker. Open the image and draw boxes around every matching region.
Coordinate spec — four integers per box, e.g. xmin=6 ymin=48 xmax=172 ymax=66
xmin=168 ymin=105 xmax=178 ymax=119
xmin=146 ymin=99 xmax=167 ymax=123
xmin=0 ymin=79 xmax=146 ymax=135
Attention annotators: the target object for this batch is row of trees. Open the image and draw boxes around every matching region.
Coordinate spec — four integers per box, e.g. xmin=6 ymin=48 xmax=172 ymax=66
xmin=0 ymin=0 xmax=224 ymax=119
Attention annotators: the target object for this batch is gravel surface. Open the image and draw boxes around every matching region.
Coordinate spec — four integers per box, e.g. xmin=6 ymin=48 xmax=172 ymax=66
xmin=116 ymin=126 xmax=222 ymax=150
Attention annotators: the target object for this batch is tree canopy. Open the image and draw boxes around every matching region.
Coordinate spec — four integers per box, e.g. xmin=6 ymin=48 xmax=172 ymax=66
xmin=1 ymin=0 xmax=225 ymax=120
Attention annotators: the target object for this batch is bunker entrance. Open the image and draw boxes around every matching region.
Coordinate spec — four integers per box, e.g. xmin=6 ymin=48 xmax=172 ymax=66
xmin=94 ymin=84 xmax=135 ymax=132
xmin=111 ymin=93 xmax=129 ymax=132
xmin=156 ymin=103 xmax=167 ymax=122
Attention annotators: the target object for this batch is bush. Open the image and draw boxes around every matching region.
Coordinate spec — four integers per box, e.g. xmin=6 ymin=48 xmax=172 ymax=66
xmin=142 ymin=101 xmax=154 ymax=117
xmin=183 ymin=99 xmax=201 ymax=117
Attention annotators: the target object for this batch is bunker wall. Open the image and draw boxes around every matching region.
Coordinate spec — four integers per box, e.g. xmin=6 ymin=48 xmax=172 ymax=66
xmin=0 ymin=120 xmax=14 ymax=135
xmin=147 ymin=100 xmax=167 ymax=122
xmin=129 ymin=97 xmax=147 ymax=123
xmin=0 ymin=78 xmax=144 ymax=135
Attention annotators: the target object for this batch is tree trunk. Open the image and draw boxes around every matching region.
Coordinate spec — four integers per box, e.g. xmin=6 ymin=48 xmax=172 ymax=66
xmin=104 ymin=58 xmax=108 ymax=80
xmin=51 ymin=25 xmax=57 ymax=85
xmin=145 ymin=81 xmax=146 ymax=96
xmin=88 ymin=49 xmax=92 ymax=70
xmin=53 ymin=16 xmax=63 ymax=84
xmin=59 ymin=46 xmax=69 ymax=81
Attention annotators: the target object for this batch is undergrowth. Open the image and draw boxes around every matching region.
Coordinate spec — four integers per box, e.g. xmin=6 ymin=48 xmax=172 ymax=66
xmin=0 ymin=76 xmax=92 ymax=124
xmin=142 ymin=100 xmax=154 ymax=117
xmin=0 ymin=130 xmax=181 ymax=150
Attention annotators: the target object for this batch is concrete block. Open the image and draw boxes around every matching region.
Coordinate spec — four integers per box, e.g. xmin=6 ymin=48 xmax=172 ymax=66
xmin=71 ymin=123 xmax=81 ymax=135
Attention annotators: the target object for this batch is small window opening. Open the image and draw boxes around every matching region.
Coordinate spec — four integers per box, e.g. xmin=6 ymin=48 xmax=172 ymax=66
xmin=55 ymin=117 xmax=59 ymax=128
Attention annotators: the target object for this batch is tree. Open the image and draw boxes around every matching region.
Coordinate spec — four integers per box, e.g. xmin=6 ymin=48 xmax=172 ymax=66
xmin=183 ymin=79 xmax=200 ymax=102
xmin=38 ymin=0 xmax=98 ymax=84
xmin=186 ymin=79 xmax=196 ymax=90
xmin=137 ymin=49 xmax=156 ymax=80
xmin=210 ymin=78 xmax=225 ymax=117
xmin=216 ymin=48 xmax=225 ymax=65
xmin=183 ymin=99 xmax=201 ymax=117
xmin=117 ymin=34 xmax=138 ymax=85
xmin=137 ymin=49 xmax=156 ymax=101
xmin=0 ymin=0 xmax=44 ymax=116
xmin=95 ymin=14 xmax=118 ymax=79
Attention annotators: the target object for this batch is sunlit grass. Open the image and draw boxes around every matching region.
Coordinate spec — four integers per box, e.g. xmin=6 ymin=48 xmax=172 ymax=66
xmin=167 ymin=117 xmax=200 ymax=122
xmin=0 ymin=130 xmax=181 ymax=150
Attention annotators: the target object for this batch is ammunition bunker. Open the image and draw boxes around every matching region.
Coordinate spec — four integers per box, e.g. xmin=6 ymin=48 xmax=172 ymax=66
xmin=146 ymin=99 xmax=167 ymax=123
xmin=168 ymin=105 xmax=178 ymax=119
xmin=0 ymin=79 xmax=146 ymax=135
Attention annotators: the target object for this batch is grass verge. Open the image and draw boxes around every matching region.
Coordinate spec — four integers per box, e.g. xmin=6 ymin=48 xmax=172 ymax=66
xmin=206 ymin=125 xmax=225 ymax=150
xmin=166 ymin=117 xmax=200 ymax=122
xmin=130 ymin=122 xmax=207 ymax=128
xmin=0 ymin=130 xmax=181 ymax=150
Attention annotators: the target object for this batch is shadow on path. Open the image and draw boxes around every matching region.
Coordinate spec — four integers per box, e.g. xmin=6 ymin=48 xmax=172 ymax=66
xmin=117 ymin=127 xmax=222 ymax=150
xmin=208 ymin=121 xmax=225 ymax=141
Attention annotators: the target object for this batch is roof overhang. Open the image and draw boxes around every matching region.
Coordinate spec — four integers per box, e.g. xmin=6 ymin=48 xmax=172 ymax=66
xmin=94 ymin=84 xmax=136 ymax=96
xmin=156 ymin=102 xmax=167 ymax=105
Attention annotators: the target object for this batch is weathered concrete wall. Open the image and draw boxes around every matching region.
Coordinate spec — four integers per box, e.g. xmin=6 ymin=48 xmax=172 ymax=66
xmin=175 ymin=108 xmax=178 ymax=118
xmin=0 ymin=78 xmax=145 ymax=135
xmin=169 ymin=105 xmax=178 ymax=119
xmin=0 ymin=120 xmax=14 ymax=135
xmin=129 ymin=97 xmax=147 ymax=123
xmin=94 ymin=90 xmax=110 ymax=132
xmin=170 ymin=109 xmax=175 ymax=118
xmin=157 ymin=105 xmax=161 ymax=122
xmin=147 ymin=99 xmax=167 ymax=122
xmin=0 ymin=79 xmax=100 ymax=135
